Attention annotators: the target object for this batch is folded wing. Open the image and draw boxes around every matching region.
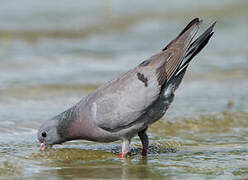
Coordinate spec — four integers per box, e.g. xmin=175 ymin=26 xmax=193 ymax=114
xmin=89 ymin=18 xmax=202 ymax=132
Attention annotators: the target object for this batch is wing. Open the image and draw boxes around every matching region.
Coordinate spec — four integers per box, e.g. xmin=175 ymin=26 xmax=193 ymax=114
xmin=88 ymin=56 xmax=168 ymax=132
xmin=85 ymin=18 xmax=201 ymax=132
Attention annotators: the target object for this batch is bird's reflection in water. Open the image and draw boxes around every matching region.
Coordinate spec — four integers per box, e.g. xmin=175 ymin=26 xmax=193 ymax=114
xmin=120 ymin=158 xmax=151 ymax=180
xmin=37 ymin=148 xmax=163 ymax=179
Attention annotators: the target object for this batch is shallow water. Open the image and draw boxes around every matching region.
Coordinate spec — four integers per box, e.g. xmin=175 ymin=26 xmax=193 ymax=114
xmin=0 ymin=0 xmax=248 ymax=179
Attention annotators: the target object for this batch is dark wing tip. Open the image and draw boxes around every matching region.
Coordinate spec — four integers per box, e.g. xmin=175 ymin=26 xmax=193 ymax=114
xmin=209 ymin=21 xmax=217 ymax=33
xmin=163 ymin=18 xmax=201 ymax=51
xmin=178 ymin=18 xmax=200 ymax=37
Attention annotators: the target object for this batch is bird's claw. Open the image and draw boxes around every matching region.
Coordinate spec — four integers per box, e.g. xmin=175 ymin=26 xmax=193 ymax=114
xmin=142 ymin=148 xmax=147 ymax=157
xmin=118 ymin=150 xmax=128 ymax=158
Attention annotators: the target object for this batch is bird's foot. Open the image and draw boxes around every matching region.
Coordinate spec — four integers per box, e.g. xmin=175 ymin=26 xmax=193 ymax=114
xmin=142 ymin=147 xmax=147 ymax=157
xmin=118 ymin=150 xmax=129 ymax=158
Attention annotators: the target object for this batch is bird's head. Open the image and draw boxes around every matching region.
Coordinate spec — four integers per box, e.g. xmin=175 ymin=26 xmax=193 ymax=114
xmin=37 ymin=116 xmax=66 ymax=150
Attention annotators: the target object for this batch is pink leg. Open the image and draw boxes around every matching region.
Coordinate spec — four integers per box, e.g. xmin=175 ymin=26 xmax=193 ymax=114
xmin=118 ymin=139 xmax=130 ymax=158
xmin=118 ymin=150 xmax=129 ymax=158
xmin=142 ymin=147 xmax=147 ymax=157
xmin=138 ymin=128 xmax=149 ymax=157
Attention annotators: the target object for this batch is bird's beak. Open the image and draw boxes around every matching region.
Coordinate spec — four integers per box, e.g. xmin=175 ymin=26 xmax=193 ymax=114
xmin=40 ymin=142 xmax=46 ymax=151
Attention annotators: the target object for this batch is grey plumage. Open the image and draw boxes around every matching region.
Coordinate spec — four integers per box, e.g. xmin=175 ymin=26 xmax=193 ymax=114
xmin=38 ymin=18 xmax=215 ymax=157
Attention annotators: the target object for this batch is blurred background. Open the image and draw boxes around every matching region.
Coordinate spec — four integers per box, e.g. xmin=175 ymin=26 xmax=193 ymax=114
xmin=0 ymin=0 xmax=248 ymax=179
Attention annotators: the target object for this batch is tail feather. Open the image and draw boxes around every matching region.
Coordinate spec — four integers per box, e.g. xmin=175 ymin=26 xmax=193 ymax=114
xmin=186 ymin=21 xmax=216 ymax=58
xmin=174 ymin=21 xmax=216 ymax=77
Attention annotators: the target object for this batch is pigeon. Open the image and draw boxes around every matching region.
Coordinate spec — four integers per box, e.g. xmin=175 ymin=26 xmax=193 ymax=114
xmin=38 ymin=18 xmax=215 ymax=158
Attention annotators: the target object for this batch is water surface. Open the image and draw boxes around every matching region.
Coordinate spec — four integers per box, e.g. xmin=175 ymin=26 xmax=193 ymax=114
xmin=0 ymin=0 xmax=248 ymax=179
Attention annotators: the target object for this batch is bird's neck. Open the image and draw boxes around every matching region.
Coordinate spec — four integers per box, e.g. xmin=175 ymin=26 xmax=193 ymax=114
xmin=62 ymin=106 xmax=99 ymax=141
xmin=57 ymin=105 xmax=78 ymax=140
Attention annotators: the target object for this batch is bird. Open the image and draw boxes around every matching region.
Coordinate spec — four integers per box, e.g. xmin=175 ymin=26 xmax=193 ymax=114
xmin=38 ymin=18 xmax=215 ymax=158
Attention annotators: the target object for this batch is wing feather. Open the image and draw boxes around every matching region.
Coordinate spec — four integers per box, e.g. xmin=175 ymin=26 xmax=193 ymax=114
xmin=84 ymin=18 xmax=202 ymax=132
xmin=91 ymin=66 xmax=162 ymax=132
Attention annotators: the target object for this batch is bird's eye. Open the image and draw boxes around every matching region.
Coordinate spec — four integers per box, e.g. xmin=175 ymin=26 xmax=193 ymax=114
xmin=41 ymin=132 xmax=47 ymax=138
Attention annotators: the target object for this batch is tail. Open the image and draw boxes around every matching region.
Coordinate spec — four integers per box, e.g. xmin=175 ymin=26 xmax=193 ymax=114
xmin=167 ymin=20 xmax=216 ymax=87
xmin=156 ymin=18 xmax=202 ymax=87
xmin=175 ymin=21 xmax=216 ymax=77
